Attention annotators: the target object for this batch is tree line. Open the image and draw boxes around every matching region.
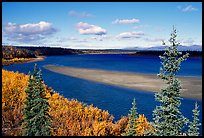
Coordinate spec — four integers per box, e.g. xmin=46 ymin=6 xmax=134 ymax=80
xmin=2 ymin=45 xmax=83 ymax=58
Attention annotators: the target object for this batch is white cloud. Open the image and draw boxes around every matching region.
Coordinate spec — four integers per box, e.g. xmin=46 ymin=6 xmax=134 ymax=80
xmin=112 ymin=18 xmax=140 ymax=24
xmin=3 ymin=21 xmax=57 ymax=43
xmin=91 ymin=36 xmax=103 ymax=41
xmin=57 ymin=37 xmax=88 ymax=43
xmin=180 ymin=38 xmax=195 ymax=45
xmin=56 ymin=37 xmax=76 ymax=42
xmin=76 ymin=22 xmax=107 ymax=35
xmin=178 ymin=5 xmax=198 ymax=12
xmin=90 ymin=35 xmax=112 ymax=41
xmin=116 ymin=31 xmax=144 ymax=39
xmin=144 ymin=37 xmax=164 ymax=42
xmin=68 ymin=10 xmax=94 ymax=17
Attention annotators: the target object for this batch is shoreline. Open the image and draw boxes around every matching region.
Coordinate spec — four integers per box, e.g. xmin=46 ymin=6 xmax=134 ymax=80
xmin=26 ymin=56 xmax=46 ymax=63
xmin=2 ymin=56 xmax=45 ymax=66
xmin=44 ymin=65 xmax=202 ymax=100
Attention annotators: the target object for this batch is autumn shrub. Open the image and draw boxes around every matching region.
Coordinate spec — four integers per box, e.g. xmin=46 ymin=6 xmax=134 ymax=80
xmin=2 ymin=69 xmax=138 ymax=136
xmin=135 ymin=114 xmax=155 ymax=136
xmin=2 ymin=70 xmax=28 ymax=136
xmin=48 ymin=92 xmax=116 ymax=136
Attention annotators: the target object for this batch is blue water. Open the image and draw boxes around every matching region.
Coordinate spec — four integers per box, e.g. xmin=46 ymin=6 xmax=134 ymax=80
xmin=44 ymin=54 xmax=202 ymax=77
xmin=3 ymin=54 xmax=202 ymax=134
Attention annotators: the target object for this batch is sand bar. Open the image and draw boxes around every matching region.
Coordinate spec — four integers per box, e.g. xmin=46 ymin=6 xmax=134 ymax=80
xmin=27 ymin=56 xmax=46 ymax=63
xmin=44 ymin=65 xmax=202 ymax=100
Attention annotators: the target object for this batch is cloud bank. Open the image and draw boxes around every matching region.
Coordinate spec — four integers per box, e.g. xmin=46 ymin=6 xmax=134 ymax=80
xmin=116 ymin=31 xmax=144 ymax=39
xmin=3 ymin=21 xmax=57 ymax=43
xmin=76 ymin=22 xmax=107 ymax=35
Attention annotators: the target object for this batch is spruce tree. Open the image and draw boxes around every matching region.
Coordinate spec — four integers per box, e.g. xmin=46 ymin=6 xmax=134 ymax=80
xmin=22 ymin=64 xmax=51 ymax=136
xmin=123 ymin=98 xmax=138 ymax=136
xmin=152 ymin=27 xmax=189 ymax=136
xmin=188 ymin=102 xmax=201 ymax=136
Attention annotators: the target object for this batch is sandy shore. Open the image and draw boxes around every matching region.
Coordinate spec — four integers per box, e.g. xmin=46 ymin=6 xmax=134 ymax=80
xmin=44 ymin=65 xmax=202 ymax=100
xmin=27 ymin=56 xmax=46 ymax=63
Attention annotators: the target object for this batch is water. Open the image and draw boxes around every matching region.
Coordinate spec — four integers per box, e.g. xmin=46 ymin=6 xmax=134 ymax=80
xmin=44 ymin=54 xmax=202 ymax=77
xmin=3 ymin=54 xmax=202 ymax=134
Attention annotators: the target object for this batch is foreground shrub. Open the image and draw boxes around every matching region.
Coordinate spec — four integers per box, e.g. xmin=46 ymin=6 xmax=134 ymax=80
xmin=3 ymin=69 xmax=144 ymax=136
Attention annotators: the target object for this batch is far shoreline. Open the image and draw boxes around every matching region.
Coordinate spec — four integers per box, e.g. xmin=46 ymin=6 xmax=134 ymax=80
xmin=2 ymin=56 xmax=46 ymax=67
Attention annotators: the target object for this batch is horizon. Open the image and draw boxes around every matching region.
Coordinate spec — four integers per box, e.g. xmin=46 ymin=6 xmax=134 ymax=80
xmin=2 ymin=44 xmax=202 ymax=51
xmin=2 ymin=2 xmax=202 ymax=49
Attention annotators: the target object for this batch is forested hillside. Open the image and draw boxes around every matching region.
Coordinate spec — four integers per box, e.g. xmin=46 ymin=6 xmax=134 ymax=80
xmin=2 ymin=46 xmax=36 ymax=59
xmin=2 ymin=46 xmax=83 ymax=66
xmin=2 ymin=69 xmax=152 ymax=136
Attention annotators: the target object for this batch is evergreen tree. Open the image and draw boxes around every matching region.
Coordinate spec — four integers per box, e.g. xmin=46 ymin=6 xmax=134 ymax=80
xmin=22 ymin=64 xmax=51 ymax=136
xmin=152 ymin=27 xmax=189 ymax=136
xmin=188 ymin=102 xmax=201 ymax=136
xmin=123 ymin=98 xmax=138 ymax=136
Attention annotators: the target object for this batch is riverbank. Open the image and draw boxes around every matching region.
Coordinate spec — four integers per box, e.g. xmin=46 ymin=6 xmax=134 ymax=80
xmin=26 ymin=56 xmax=46 ymax=63
xmin=44 ymin=65 xmax=202 ymax=100
xmin=2 ymin=56 xmax=45 ymax=66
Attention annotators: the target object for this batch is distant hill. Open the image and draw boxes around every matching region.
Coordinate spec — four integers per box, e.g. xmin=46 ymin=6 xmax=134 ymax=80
xmin=2 ymin=45 xmax=83 ymax=57
xmin=124 ymin=45 xmax=202 ymax=51
xmin=123 ymin=46 xmax=147 ymax=51
xmin=177 ymin=45 xmax=202 ymax=51
xmin=2 ymin=46 xmax=36 ymax=59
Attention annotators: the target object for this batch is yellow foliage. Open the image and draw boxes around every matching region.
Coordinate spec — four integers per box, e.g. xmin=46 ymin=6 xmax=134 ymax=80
xmin=2 ymin=58 xmax=32 ymax=66
xmin=2 ymin=70 xmax=28 ymax=110
xmin=2 ymin=69 xmax=118 ymax=136
xmin=135 ymin=114 xmax=155 ymax=136
xmin=2 ymin=69 xmax=155 ymax=136
xmin=2 ymin=70 xmax=28 ymax=136
xmin=113 ymin=116 xmax=129 ymax=136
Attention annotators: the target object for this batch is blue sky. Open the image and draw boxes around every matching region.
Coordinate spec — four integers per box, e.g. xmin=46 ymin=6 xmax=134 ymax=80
xmin=2 ymin=2 xmax=202 ymax=49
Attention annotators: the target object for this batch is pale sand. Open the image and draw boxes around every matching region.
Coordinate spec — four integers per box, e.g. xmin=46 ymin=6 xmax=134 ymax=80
xmin=44 ymin=65 xmax=202 ymax=100
xmin=27 ymin=56 xmax=46 ymax=63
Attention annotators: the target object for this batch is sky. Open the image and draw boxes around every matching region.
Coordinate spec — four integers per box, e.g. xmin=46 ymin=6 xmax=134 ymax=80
xmin=2 ymin=2 xmax=202 ymax=49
